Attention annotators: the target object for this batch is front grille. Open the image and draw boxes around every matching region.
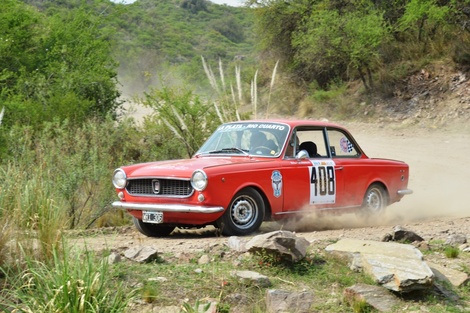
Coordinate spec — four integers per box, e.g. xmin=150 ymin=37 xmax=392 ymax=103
xmin=126 ymin=178 xmax=193 ymax=197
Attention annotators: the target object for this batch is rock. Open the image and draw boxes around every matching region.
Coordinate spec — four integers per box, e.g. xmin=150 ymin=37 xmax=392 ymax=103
xmin=123 ymin=246 xmax=159 ymax=263
xmin=382 ymin=233 xmax=393 ymax=242
xmin=226 ymin=236 xmax=247 ymax=252
xmin=428 ymin=262 xmax=470 ymax=287
xmin=231 ymin=270 xmax=271 ymax=287
xmin=148 ymin=277 xmax=168 ymax=283
xmin=107 ymin=252 xmax=121 ymax=264
xmin=326 ymin=238 xmax=434 ymax=292
xmin=344 ymin=283 xmax=401 ymax=312
xmin=459 ymin=243 xmax=470 ymax=252
xmin=245 ymin=230 xmax=310 ymax=262
xmin=385 ymin=225 xmax=424 ymax=243
xmin=265 ymin=289 xmax=314 ymax=313
xmin=445 ymin=233 xmax=467 ymax=246
xmin=198 ymin=254 xmax=210 ymax=264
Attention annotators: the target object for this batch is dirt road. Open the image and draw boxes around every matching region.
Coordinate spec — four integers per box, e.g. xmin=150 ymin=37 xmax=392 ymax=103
xmin=73 ymin=120 xmax=470 ymax=254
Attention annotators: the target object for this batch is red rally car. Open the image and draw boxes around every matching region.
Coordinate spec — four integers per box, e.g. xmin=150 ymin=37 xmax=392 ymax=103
xmin=112 ymin=120 xmax=412 ymax=236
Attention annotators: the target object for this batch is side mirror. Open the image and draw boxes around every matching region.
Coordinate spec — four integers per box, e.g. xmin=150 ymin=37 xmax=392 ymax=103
xmin=296 ymin=150 xmax=310 ymax=160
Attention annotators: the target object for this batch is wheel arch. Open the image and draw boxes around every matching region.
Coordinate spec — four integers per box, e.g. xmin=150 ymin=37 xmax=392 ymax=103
xmin=365 ymin=178 xmax=389 ymax=199
xmin=364 ymin=181 xmax=390 ymax=206
xmin=250 ymin=185 xmax=273 ymax=220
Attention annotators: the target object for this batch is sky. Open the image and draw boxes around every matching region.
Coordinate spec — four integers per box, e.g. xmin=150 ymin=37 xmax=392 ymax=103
xmin=208 ymin=0 xmax=245 ymax=6
xmin=110 ymin=0 xmax=244 ymax=6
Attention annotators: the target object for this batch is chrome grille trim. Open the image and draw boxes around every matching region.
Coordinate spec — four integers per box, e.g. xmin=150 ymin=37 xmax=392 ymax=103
xmin=126 ymin=178 xmax=193 ymax=197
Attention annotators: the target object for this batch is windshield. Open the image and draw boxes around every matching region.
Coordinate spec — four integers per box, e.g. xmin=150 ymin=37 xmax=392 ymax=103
xmin=195 ymin=122 xmax=290 ymax=157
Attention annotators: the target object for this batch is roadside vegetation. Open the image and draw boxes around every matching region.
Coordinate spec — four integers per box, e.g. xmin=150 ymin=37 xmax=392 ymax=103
xmin=1 ymin=0 xmax=469 ymax=311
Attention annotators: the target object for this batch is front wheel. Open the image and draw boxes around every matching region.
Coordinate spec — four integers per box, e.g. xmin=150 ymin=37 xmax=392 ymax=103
xmin=361 ymin=184 xmax=388 ymax=215
xmin=133 ymin=217 xmax=175 ymax=237
xmin=217 ymin=187 xmax=265 ymax=236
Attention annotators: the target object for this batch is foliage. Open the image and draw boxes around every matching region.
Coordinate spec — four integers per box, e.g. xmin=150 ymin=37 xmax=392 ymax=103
xmin=398 ymin=0 xmax=450 ymax=42
xmin=0 ymin=117 xmax=146 ymax=239
xmin=181 ymin=299 xmax=212 ymax=313
xmin=139 ymin=87 xmax=221 ymax=158
xmin=350 ymin=299 xmax=373 ymax=313
xmin=252 ymin=0 xmax=468 ymax=100
xmin=0 ymin=0 xmax=121 ymax=130
xmin=444 ymin=245 xmax=460 ymax=258
xmin=2 ymin=244 xmax=131 ymax=313
xmin=256 ymin=0 xmax=391 ymax=90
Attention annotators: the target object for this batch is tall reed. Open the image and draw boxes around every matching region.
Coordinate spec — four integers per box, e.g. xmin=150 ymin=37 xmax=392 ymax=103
xmin=201 ymin=57 xmax=280 ymax=120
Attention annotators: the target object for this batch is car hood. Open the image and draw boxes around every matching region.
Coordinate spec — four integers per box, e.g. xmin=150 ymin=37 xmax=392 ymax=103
xmin=121 ymin=156 xmax=262 ymax=178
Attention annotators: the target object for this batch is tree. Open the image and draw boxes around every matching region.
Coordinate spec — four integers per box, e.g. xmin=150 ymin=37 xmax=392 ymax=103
xmin=398 ymin=0 xmax=450 ymax=42
xmin=292 ymin=1 xmax=390 ymax=90
xmin=139 ymin=87 xmax=220 ymax=158
xmin=0 ymin=1 xmax=121 ymax=129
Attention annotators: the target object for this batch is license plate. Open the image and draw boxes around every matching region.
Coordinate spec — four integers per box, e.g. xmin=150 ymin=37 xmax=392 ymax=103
xmin=142 ymin=211 xmax=164 ymax=224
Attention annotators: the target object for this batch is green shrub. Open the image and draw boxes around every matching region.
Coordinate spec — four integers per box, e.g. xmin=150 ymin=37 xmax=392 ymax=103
xmin=2 ymin=242 xmax=133 ymax=313
xmin=444 ymin=246 xmax=459 ymax=259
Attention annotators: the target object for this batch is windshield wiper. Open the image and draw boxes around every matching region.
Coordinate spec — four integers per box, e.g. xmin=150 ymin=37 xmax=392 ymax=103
xmin=207 ymin=147 xmax=249 ymax=156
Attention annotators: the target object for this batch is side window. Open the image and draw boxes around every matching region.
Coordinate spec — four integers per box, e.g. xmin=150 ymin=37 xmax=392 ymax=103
xmin=296 ymin=129 xmax=326 ymax=158
xmin=327 ymin=129 xmax=359 ymax=158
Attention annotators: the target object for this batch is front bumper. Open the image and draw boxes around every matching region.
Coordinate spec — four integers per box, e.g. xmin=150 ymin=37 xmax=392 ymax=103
xmin=112 ymin=201 xmax=224 ymax=213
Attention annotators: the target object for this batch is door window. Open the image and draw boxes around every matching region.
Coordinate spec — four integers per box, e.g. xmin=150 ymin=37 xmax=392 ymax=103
xmin=327 ymin=129 xmax=360 ymax=158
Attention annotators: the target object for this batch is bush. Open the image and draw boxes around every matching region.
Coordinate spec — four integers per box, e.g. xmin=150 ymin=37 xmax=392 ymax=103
xmin=1 ymin=243 xmax=132 ymax=312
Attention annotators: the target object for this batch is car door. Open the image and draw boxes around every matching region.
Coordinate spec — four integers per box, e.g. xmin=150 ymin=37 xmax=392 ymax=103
xmin=280 ymin=127 xmax=343 ymax=213
xmin=325 ymin=127 xmax=366 ymax=207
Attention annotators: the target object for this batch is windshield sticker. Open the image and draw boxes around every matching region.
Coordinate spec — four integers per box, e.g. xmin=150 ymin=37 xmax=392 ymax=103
xmin=271 ymin=170 xmax=282 ymax=198
xmin=309 ymin=160 xmax=336 ymax=204
xmin=218 ymin=123 xmax=286 ymax=132
xmin=340 ymin=137 xmax=353 ymax=153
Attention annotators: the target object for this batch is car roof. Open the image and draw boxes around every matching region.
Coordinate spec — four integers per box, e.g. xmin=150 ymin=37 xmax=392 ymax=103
xmin=225 ymin=119 xmax=346 ymax=129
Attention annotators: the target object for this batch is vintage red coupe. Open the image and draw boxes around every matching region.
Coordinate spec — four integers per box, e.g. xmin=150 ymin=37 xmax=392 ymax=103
xmin=112 ymin=120 xmax=412 ymax=236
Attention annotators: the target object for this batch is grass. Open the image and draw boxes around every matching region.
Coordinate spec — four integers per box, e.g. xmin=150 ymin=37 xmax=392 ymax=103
xmin=1 ymin=241 xmax=132 ymax=313
xmin=18 ymin=236 xmax=458 ymax=313
xmin=444 ymin=246 xmax=460 ymax=259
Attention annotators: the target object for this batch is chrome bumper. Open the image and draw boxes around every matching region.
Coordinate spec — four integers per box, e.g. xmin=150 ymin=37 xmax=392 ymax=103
xmin=397 ymin=189 xmax=413 ymax=196
xmin=112 ymin=201 xmax=224 ymax=214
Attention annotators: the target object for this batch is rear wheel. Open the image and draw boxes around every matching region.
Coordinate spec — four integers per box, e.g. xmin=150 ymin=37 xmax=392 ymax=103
xmin=133 ymin=217 xmax=175 ymax=237
xmin=361 ymin=184 xmax=388 ymax=215
xmin=217 ymin=187 xmax=265 ymax=236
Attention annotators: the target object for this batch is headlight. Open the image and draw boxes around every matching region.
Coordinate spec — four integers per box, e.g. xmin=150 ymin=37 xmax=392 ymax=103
xmin=191 ymin=170 xmax=207 ymax=191
xmin=112 ymin=169 xmax=127 ymax=189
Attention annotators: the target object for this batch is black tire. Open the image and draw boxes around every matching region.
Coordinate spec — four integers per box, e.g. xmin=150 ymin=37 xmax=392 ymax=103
xmin=217 ymin=187 xmax=265 ymax=236
xmin=133 ymin=217 xmax=175 ymax=237
xmin=361 ymin=184 xmax=388 ymax=215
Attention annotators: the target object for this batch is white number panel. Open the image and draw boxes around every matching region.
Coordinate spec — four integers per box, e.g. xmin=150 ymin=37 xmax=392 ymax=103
xmin=309 ymin=160 xmax=336 ymax=204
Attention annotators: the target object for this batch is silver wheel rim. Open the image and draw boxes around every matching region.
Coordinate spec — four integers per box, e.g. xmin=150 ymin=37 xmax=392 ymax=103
xmin=230 ymin=196 xmax=258 ymax=229
xmin=366 ymin=187 xmax=384 ymax=213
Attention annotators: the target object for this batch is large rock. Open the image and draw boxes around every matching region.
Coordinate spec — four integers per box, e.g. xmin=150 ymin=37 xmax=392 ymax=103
xmin=265 ymin=289 xmax=314 ymax=313
xmin=344 ymin=283 xmax=401 ymax=312
xmin=428 ymin=261 xmax=470 ymax=287
xmin=231 ymin=270 xmax=272 ymax=287
xmin=245 ymin=230 xmax=310 ymax=262
xmin=326 ymin=238 xmax=434 ymax=292
xmin=123 ymin=246 xmax=159 ymax=263
xmin=382 ymin=225 xmax=424 ymax=243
